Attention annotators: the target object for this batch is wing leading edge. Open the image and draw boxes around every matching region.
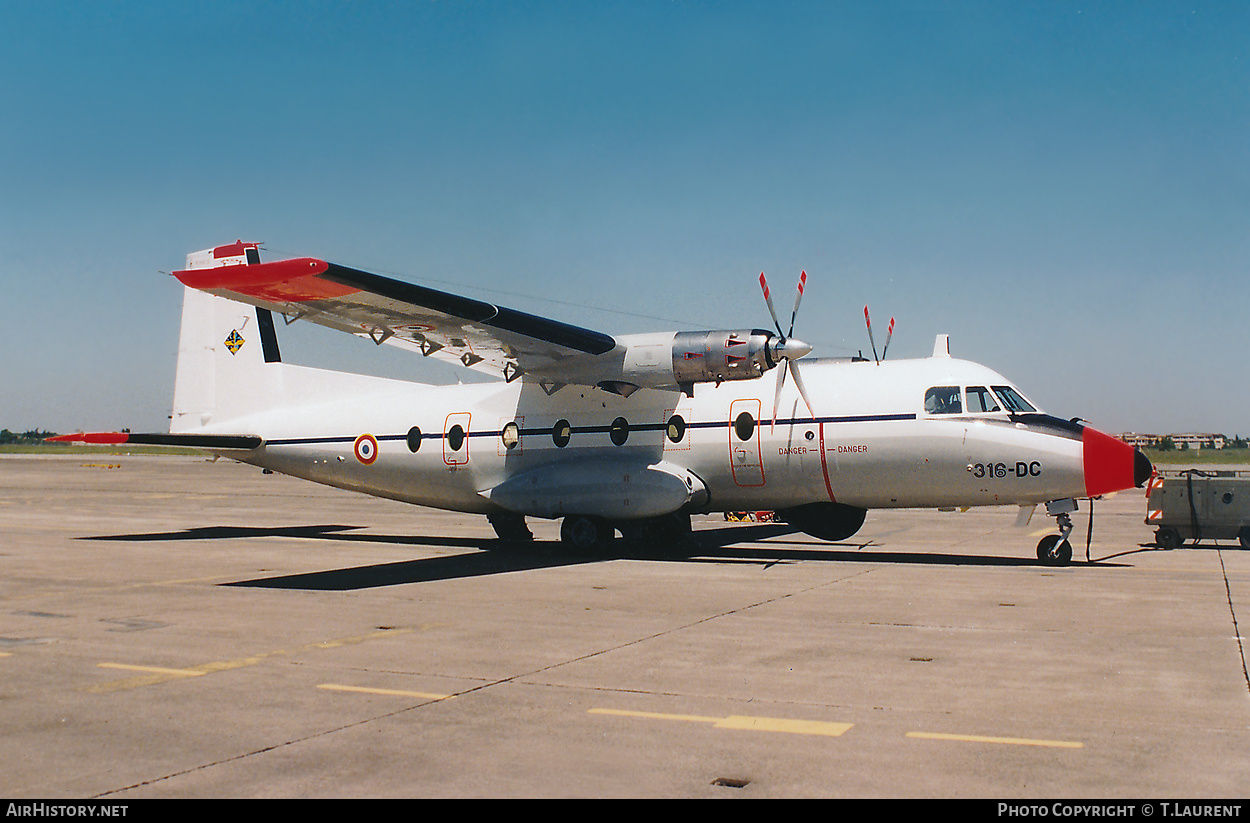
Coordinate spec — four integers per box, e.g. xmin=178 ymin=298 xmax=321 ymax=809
xmin=173 ymin=254 xmax=619 ymax=386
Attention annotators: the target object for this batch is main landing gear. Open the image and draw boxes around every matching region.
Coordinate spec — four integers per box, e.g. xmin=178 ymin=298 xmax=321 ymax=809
xmin=488 ymin=511 xmax=533 ymax=543
xmin=559 ymin=512 xmax=695 ymax=554
xmin=1036 ymin=499 xmax=1077 ymax=566
xmin=488 ymin=512 xmax=696 ymax=554
xmin=560 ymin=515 xmax=614 ymax=553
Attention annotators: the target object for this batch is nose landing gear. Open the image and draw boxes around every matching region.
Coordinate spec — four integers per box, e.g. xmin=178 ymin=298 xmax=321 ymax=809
xmin=1037 ymin=499 xmax=1077 ymax=566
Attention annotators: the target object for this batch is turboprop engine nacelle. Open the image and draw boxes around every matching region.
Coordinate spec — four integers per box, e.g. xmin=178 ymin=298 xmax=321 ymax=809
xmin=607 ymin=329 xmax=781 ymax=394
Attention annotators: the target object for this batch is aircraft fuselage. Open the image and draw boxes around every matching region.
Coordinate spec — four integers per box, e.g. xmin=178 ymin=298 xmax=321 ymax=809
xmin=212 ymin=354 xmax=1138 ymax=520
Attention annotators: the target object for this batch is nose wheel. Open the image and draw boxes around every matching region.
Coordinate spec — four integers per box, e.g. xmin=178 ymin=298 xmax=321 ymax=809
xmin=1036 ymin=533 xmax=1073 ymax=566
xmin=1036 ymin=508 xmax=1075 ymax=566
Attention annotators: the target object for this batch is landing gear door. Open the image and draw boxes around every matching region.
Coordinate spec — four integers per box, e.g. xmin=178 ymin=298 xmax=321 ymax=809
xmin=729 ymin=399 xmax=765 ymax=487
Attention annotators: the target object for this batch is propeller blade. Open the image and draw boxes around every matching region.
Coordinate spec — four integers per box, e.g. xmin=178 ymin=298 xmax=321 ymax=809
xmin=759 ymin=272 xmax=784 ymax=337
xmin=773 ymin=358 xmax=815 ymax=429
xmin=771 ymin=362 xmax=788 ymax=431
xmin=882 ymin=316 xmax=894 ymax=361
xmin=760 ymin=271 xmax=815 ymax=423
xmin=788 ymin=359 xmax=815 ymax=417
xmin=865 ymin=306 xmax=879 ymax=364
xmin=787 ymin=270 xmax=806 ymax=337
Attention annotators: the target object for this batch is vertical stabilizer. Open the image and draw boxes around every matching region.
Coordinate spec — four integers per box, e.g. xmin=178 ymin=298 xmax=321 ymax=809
xmin=170 ymin=242 xmax=284 ymax=433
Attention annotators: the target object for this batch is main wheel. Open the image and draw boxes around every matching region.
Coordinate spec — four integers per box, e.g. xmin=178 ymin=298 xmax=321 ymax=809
xmin=620 ymin=513 xmax=694 ymax=552
xmin=1155 ymin=527 xmax=1182 ymax=550
xmin=560 ymin=515 xmax=613 ymax=553
xmin=1036 ymin=534 xmax=1073 ymax=566
xmin=487 ymin=512 xmax=533 ymax=543
xmin=1239 ymin=527 xmax=1249 ymax=550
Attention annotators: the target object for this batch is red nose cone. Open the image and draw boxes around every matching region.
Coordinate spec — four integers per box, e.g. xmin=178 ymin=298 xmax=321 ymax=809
xmin=1083 ymin=427 xmax=1144 ymax=497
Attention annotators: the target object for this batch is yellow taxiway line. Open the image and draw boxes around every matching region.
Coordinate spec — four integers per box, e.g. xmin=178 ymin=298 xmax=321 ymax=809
xmin=317 ymin=683 xmax=451 ymax=700
xmin=86 ymin=628 xmax=409 ymax=693
xmin=589 ymin=707 xmax=853 ymax=737
xmin=908 ymin=731 xmax=1083 ymax=748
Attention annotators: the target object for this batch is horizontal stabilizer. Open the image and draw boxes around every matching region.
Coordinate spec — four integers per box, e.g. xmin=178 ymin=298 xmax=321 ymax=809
xmin=46 ymin=432 xmax=263 ymax=450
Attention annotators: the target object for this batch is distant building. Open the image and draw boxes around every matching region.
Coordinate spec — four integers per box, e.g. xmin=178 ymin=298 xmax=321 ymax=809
xmin=1118 ymin=433 xmax=1163 ymax=448
xmin=1173 ymin=433 xmax=1226 ymax=450
xmin=1117 ymin=433 xmax=1226 ymax=450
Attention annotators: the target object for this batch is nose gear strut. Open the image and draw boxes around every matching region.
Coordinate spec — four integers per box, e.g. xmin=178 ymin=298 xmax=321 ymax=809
xmin=1037 ymin=499 xmax=1077 ymax=566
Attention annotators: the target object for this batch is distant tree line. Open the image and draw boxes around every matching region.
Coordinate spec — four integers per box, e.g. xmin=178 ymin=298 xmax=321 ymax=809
xmin=0 ymin=429 xmax=59 ymax=444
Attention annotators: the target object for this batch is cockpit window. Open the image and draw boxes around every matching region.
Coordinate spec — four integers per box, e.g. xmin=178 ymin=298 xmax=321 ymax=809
xmin=966 ymin=386 xmax=1001 ymax=413
xmin=924 ymin=386 xmax=962 ymax=415
xmin=991 ymin=385 xmax=1036 ymax=413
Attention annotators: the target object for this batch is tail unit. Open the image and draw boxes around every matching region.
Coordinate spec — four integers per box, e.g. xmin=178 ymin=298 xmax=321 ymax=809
xmin=170 ymin=242 xmax=285 ymax=433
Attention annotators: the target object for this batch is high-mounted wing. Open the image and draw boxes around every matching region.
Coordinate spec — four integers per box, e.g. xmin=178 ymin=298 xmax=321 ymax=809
xmin=174 ymin=243 xmax=619 ymax=386
xmin=174 ymin=242 xmax=813 ymax=397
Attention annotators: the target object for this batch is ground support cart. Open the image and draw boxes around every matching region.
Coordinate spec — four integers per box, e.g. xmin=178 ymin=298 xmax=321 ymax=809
xmin=1145 ymin=469 xmax=1250 ymax=549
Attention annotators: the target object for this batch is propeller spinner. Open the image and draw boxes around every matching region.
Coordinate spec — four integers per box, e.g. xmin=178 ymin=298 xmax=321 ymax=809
xmin=759 ymin=271 xmax=815 ymax=428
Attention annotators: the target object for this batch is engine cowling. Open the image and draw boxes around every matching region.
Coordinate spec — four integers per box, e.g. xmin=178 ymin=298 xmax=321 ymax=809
xmin=670 ymin=329 xmax=776 ymax=383
xmin=608 ymin=329 xmax=778 ymax=394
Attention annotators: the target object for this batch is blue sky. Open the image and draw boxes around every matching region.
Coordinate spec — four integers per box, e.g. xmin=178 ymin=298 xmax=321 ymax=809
xmin=2 ymin=1 xmax=1246 ymax=436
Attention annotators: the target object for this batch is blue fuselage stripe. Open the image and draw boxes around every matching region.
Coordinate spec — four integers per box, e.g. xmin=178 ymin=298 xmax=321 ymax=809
xmin=263 ymin=412 xmax=918 ymax=447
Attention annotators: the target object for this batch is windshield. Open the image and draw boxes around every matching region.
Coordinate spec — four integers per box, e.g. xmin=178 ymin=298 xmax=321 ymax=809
xmin=966 ymin=386 xmax=1000 ymax=413
xmin=991 ymin=385 xmax=1036 ymax=413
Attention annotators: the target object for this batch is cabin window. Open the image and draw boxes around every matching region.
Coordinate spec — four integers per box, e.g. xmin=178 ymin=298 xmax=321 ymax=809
xmin=924 ymin=386 xmax=962 ymax=415
xmin=406 ymin=426 xmax=422 ymax=453
xmin=965 ymin=386 xmax=1000 ymax=413
xmin=666 ymin=414 xmax=686 ymax=443
xmin=610 ymin=417 xmax=629 ymax=446
xmin=447 ymin=425 xmax=465 ymax=451
xmin=991 ymin=385 xmax=1036 ymax=413
xmin=734 ymin=411 xmax=756 ymax=441
xmin=552 ymin=419 xmax=571 ymax=448
xmin=501 ymin=421 xmax=520 ymax=450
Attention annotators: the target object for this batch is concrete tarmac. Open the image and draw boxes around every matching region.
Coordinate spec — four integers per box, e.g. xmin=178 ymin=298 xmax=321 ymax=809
xmin=1 ymin=454 xmax=1246 ymax=798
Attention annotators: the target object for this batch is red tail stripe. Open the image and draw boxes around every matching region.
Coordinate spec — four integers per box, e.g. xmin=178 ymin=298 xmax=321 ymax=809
xmin=45 ymin=432 xmax=130 ymax=445
xmin=174 ymin=258 xmax=359 ymax=303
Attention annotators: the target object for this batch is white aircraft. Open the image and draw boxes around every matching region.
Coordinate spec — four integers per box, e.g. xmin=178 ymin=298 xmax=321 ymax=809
xmin=52 ymin=241 xmax=1152 ymax=565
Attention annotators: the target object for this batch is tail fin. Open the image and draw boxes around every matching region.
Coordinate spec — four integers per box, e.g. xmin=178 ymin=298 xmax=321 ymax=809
xmin=170 ymin=242 xmax=284 ymax=433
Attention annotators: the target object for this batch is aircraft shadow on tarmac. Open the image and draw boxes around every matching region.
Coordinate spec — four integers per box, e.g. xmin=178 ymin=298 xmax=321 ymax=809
xmin=82 ymin=522 xmax=1132 ymax=591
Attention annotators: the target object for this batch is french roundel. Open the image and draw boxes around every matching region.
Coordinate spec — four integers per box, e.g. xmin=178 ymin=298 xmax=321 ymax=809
xmin=353 ymin=433 xmax=379 ymax=465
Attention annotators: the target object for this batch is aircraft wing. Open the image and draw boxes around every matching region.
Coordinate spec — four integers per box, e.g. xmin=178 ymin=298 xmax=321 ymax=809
xmin=173 ymin=257 xmax=620 ymax=385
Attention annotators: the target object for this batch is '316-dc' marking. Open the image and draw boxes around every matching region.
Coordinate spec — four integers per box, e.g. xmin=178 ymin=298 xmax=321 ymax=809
xmin=970 ymin=461 xmax=1042 ymax=479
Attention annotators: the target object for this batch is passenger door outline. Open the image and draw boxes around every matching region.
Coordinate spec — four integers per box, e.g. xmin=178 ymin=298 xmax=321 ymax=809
xmin=729 ymin=399 xmax=765 ymax=487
